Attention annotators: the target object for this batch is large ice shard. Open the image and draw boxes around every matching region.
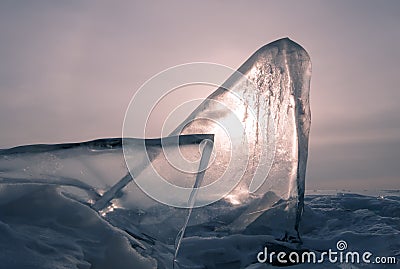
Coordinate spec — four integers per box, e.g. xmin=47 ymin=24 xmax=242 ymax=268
xmin=0 ymin=38 xmax=311 ymax=268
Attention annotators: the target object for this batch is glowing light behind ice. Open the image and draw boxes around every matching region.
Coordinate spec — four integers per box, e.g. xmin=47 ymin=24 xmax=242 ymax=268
xmin=170 ymin=38 xmax=311 ymax=237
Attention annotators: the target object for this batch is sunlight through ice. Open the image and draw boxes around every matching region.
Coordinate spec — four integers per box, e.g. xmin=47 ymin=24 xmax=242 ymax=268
xmin=0 ymin=38 xmax=311 ymax=269
xmin=170 ymin=38 xmax=311 ymax=240
xmin=120 ymin=37 xmax=311 ymax=251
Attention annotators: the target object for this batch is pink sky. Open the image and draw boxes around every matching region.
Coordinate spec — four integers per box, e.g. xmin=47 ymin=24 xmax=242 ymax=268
xmin=0 ymin=1 xmax=399 ymax=190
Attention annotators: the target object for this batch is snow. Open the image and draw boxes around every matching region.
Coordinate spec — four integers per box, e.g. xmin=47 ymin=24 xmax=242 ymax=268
xmin=0 ymin=184 xmax=156 ymax=269
xmin=0 ymin=185 xmax=398 ymax=268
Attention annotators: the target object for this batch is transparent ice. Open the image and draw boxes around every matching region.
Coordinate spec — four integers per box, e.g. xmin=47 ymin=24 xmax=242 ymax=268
xmin=0 ymin=38 xmax=311 ymax=268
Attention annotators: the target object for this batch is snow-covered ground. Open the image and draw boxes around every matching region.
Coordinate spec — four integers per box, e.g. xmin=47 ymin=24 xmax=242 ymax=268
xmin=0 ymin=184 xmax=398 ymax=268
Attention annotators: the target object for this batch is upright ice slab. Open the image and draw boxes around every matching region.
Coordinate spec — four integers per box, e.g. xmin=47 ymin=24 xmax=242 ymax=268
xmin=169 ymin=38 xmax=312 ymax=239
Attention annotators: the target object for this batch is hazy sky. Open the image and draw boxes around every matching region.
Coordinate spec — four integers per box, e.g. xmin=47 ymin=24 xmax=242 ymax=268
xmin=0 ymin=1 xmax=399 ymax=190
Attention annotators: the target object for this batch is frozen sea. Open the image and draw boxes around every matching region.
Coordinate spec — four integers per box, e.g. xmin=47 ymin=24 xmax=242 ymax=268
xmin=0 ymin=136 xmax=398 ymax=269
xmin=0 ymin=183 xmax=398 ymax=268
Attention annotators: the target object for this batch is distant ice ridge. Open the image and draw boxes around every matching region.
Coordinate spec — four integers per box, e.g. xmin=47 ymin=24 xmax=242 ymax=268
xmin=0 ymin=38 xmax=312 ymax=268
